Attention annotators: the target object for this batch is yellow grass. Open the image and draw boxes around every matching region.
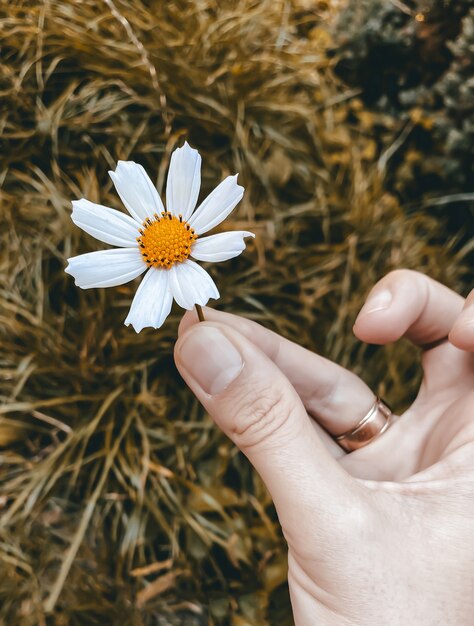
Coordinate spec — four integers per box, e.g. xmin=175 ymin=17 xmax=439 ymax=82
xmin=0 ymin=1 xmax=469 ymax=624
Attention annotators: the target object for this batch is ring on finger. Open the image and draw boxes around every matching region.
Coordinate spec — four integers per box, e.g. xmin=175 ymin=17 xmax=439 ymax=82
xmin=334 ymin=397 xmax=393 ymax=452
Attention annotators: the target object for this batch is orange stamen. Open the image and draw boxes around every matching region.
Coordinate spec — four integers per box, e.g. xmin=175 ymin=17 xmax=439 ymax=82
xmin=137 ymin=212 xmax=197 ymax=269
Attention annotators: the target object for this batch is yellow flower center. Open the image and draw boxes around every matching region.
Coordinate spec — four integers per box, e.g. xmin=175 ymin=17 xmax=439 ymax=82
xmin=137 ymin=212 xmax=197 ymax=269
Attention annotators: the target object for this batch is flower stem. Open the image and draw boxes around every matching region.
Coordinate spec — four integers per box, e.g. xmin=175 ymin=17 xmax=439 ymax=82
xmin=195 ymin=304 xmax=205 ymax=322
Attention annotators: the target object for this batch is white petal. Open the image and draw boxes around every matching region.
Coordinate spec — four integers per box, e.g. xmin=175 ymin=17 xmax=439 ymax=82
xmin=71 ymin=199 xmax=139 ymax=247
xmin=188 ymin=175 xmax=244 ymax=235
xmin=65 ymin=248 xmax=146 ymax=289
xmin=169 ymin=260 xmax=219 ymax=310
xmin=191 ymin=231 xmax=255 ymax=262
xmin=166 ymin=142 xmax=201 ymax=220
xmin=109 ymin=161 xmax=165 ymax=223
xmin=124 ymin=267 xmax=173 ymax=332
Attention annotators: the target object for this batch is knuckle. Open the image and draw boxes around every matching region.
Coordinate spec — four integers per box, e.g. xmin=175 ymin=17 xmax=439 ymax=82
xmin=306 ymin=368 xmax=340 ymax=416
xmin=230 ymin=385 xmax=297 ymax=449
xmin=381 ymin=270 xmax=429 ymax=306
xmin=384 ymin=268 xmax=417 ymax=284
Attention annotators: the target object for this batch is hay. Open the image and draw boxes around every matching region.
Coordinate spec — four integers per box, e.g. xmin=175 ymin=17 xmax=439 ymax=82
xmin=0 ymin=1 xmax=470 ymax=624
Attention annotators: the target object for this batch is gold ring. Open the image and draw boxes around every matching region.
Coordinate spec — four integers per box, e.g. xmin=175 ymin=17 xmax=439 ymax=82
xmin=334 ymin=397 xmax=393 ymax=452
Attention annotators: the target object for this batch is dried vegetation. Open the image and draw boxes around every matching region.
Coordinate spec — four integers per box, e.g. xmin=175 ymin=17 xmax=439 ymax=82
xmin=0 ymin=1 xmax=471 ymax=624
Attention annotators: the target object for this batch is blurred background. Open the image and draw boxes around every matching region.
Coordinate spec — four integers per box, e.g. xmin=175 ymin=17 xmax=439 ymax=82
xmin=0 ymin=0 xmax=472 ymax=624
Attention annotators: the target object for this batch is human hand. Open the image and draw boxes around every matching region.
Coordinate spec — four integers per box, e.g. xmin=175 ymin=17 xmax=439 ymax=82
xmin=174 ymin=270 xmax=474 ymax=625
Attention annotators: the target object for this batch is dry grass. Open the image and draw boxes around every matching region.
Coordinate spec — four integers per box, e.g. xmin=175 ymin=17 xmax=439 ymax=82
xmin=0 ymin=1 xmax=470 ymax=624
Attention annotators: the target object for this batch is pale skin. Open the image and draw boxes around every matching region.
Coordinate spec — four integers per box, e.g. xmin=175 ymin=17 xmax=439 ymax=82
xmin=174 ymin=270 xmax=474 ymax=625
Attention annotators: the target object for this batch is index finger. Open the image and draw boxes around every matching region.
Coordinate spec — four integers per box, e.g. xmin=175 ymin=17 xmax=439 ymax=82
xmin=179 ymin=307 xmax=376 ymax=439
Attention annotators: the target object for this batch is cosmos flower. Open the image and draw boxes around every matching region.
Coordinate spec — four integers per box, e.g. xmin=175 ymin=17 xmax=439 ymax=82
xmin=65 ymin=143 xmax=254 ymax=332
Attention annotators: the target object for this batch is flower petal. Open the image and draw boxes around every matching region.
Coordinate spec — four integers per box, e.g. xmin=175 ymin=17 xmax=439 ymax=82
xmin=124 ymin=267 xmax=173 ymax=332
xmin=166 ymin=142 xmax=202 ymax=220
xmin=188 ymin=175 xmax=244 ymax=235
xmin=109 ymin=161 xmax=165 ymax=223
xmin=191 ymin=231 xmax=255 ymax=262
xmin=65 ymin=248 xmax=146 ymax=289
xmin=169 ymin=260 xmax=219 ymax=310
xmin=71 ymin=199 xmax=139 ymax=247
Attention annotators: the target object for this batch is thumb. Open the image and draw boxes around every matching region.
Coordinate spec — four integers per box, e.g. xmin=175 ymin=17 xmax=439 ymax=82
xmin=174 ymin=321 xmax=360 ymax=545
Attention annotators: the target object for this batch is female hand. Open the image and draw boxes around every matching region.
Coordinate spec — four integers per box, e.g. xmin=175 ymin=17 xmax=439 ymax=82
xmin=174 ymin=270 xmax=474 ymax=625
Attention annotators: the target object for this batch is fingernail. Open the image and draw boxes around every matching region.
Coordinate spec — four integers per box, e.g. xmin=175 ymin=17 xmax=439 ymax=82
xmin=178 ymin=326 xmax=244 ymax=395
xmin=359 ymin=289 xmax=392 ymax=316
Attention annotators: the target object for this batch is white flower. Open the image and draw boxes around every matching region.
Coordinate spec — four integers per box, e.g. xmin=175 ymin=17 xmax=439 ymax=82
xmin=65 ymin=143 xmax=254 ymax=332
